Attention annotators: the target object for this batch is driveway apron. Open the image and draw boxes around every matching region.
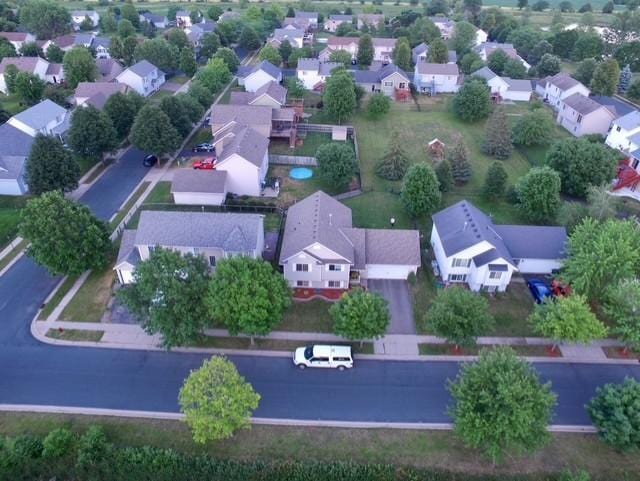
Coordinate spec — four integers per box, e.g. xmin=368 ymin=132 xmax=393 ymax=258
xmin=367 ymin=279 xmax=416 ymax=334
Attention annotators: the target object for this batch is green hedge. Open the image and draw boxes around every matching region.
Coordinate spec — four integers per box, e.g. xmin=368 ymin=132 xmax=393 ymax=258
xmin=0 ymin=426 xmax=571 ymax=481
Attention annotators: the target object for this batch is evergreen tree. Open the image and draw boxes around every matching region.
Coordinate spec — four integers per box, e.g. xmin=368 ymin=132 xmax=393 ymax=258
xmin=357 ymin=34 xmax=374 ymax=66
xmin=392 ymin=37 xmax=412 ymax=71
xmin=618 ymin=64 xmax=632 ymax=93
xmin=435 ymin=160 xmax=454 ymax=193
xmin=452 ymin=79 xmax=491 ymax=122
xmin=483 ymin=162 xmax=508 ymax=197
xmin=400 ymin=162 xmax=442 ymax=217
xmin=483 ymin=108 xmax=513 ymax=159
xmin=376 ymin=130 xmax=410 ymax=181
xmin=448 ymin=137 xmax=472 ymax=184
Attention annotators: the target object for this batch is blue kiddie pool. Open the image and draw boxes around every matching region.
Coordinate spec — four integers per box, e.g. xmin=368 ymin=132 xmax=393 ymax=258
xmin=289 ymin=167 xmax=313 ymax=180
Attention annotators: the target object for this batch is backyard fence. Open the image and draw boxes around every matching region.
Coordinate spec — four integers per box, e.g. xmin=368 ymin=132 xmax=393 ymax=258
xmin=269 ymin=154 xmax=317 ymax=166
xmin=299 ymin=123 xmax=355 ymax=135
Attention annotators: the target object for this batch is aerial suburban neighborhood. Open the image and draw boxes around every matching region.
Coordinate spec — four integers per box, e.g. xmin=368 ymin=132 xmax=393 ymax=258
xmin=0 ymin=0 xmax=639 ymax=479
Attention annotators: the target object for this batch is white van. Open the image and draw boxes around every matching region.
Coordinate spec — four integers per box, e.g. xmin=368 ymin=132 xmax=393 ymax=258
xmin=293 ymin=345 xmax=353 ymax=370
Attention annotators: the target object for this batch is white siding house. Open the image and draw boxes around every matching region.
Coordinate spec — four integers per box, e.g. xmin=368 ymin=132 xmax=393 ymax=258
xmin=557 ymin=93 xmax=616 ymax=137
xmin=414 ymin=62 xmax=460 ymax=94
xmin=116 ymin=60 xmax=165 ymax=97
xmin=238 ymin=61 xmax=282 ymax=93
xmin=171 ymin=169 xmax=228 ymax=206
xmin=536 ymin=72 xmax=590 ymax=110
xmin=606 ymin=110 xmax=640 ymax=152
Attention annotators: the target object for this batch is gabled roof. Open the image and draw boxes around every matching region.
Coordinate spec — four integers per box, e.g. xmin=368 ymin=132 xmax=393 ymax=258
xmin=591 ymin=95 xmax=636 ymax=119
xmin=126 ymin=59 xmax=161 ymax=78
xmin=171 ymin=169 xmax=227 ymax=194
xmin=45 ymin=63 xmax=62 ymax=75
xmin=243 ymin=60 xmax=281 ymax=80
xmin=10 ymin=99 xmax=67 ymax=131
xmin=471 ymin=66 xmax=498 ymax=81
xmin=329 ymin=14 xmax=353 ymax=21
xmin=357 ymin=13 xmax=384 ymax=22
xmin=96 ymin=58 xmax=123 ymax=80
xmin=0 ymin=32 xmax=30 ymax=41
xmin=0 ymin=56 xmax=43 ymax=74
xmin=504 ymin=77 xmax=532 ymax=92
xmin=280 ymin=190 xmax=354 ymax=263
xmin=0 ymin=123 xmax=34 ymax=181
xmin=295 ymin=11 xmax=318 ymax=19
xmin=134 ymin=211 xmax=263 ymax=252
xmin=297 ymin=58 xmax=319 ymax=71
xmin=432 ymin=200 xmax=567 ymax=266
xmin=379 ymin=64 xmax=410 ymax=82
xmin=140 ymin=12 xmax=167 ymax=23
xmin=210 ymin=104 xmax=272 ymax=130
xmin=416 ymin=62 xmax=459 ymax=75
xmin=92 ymin=36 xmax=110 ymax=49
xmin=613 ymin=110 xmax=640 ymax=131
xmin=217 ymin=124 xmax=269 ymax=167
xmin=273 ymin=27 xmax=304 ymax=42
xmin=73 ymin=33 xmax=93 ymax=46
xmin=412 ymin=42 xmax=428 ymax=56
xmin=115 ymin=229 xmax=140 ymax=268
xmin=49 ymin=34 xmax=75 ymax=49
xmin=319 ymin=62 xmax=342 ymax=76
xmin=562 ymin=92 xmax=612 ymax=116
xmin=547 ymin=72 xmax=583 ymax=91
xmin=476 ymin=42 xmax=519 ymax=60
xmin=253 ymin=80 xmax=287 ymax=104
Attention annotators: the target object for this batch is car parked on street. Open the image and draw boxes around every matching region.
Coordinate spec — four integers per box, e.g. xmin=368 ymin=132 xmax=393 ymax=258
xmin=293 ymin=345 xmax=353 ymax=370
xmin=527 ymin=278 xmax=553 ymax=304
xmin=192 ymin=157 xmax=216 ymax=170
xmin=143 ymin=154 xmax=158 ymax=167
xmin=192 ymin=143 xmax=214 ymax=152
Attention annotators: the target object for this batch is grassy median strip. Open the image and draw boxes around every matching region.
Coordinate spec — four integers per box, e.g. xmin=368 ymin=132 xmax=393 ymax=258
xmin=193 ymin=336 xmax=374 ymax=354
xmin=0 ymin=412 xmax=638 ymax=479
xmin=60 ymin=260 xmax=115 ymax=323
xmin=109 ymin=181 xmax=151 ymax=230
xmin=0 ymin=238 xmax=27 ymax=273
xmin=419 ymin=344 xmax=560 ymax=357
xmin=37 ymin=276 xmax=78 ymax=321
xmin=45 ymin=329 xmax=104 ymax=342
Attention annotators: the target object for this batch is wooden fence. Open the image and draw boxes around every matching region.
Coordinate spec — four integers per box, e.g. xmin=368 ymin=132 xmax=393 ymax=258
xmin=269 ymin=154 xmax=317 ymax=166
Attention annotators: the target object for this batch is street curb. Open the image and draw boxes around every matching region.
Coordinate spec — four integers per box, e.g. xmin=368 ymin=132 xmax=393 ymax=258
xmin=0 ymin=249 xmax=25 ymax=278
xmin=0 ymin=404 xmax=597 ymax=433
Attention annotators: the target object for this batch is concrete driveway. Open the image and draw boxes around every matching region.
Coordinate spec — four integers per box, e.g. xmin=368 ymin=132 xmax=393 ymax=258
xmin=367 ymin=279 xmax=416 ymax=334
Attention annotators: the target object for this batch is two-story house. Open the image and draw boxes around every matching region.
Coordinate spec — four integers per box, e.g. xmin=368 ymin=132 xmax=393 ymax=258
xmin=229 ymin=81 xmax=287 ymax=108
xmin=279 ymin=191 xmax=421 ymax=290
xmin=536 ymin=72 xmax=590 ymax=110
xmin=475 ymin=42 xmax=530 ymax=69
xmin=114 ymin=211 xmax=265 ymax=284
xmin=319 ymin=36 xmax=396 ymax=63
xmin=471 ymin=67 xmax=532 ymax=102
xmin=606 ymin=110 xmax=640 ymax=153
xmin=0 ymin=56 xmax=63 ymax=94
xmin=357 ymin=13 xmax=384 ymax=30
xmin=71 ymin=10 xmax=100 ymax=30
xmin=557 ymin=93 xmax=616 ymax=137
xmin=74 ymin=82 xmax=129 ymax=110
xmin=295 ymin=11 xmax=319 ymax=29
xmin=176 ymin=10 xmax=193 ymax=28
xmin=414 ymin=62 xmax=461 ymax=94
xmin=325 ymin=14 xmax=353 ymax=32
xmin=116 ymin=60 xmax=165 ymax=97
xmin=0 ymin=31 xmax=36 ymax=51
xmin=236 ymin=60 xmax=282 ymax=93
xmin=296 ymin=58 xmax=342 ymax=90
xmin=431 ymin=200 xmax=567 ymax=292
xmin=353 ymin=64 xmax=410 ymax=99
xmin=268 ymin=28 xmax=304 ymax=49
xmin=139 ymin=12 xmax=168 ymax=29
xmin=7 ymin=99 xmax=70 ymax=139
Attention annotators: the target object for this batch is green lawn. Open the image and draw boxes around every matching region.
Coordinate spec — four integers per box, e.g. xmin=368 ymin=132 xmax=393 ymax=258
xmin=46 ymin=328 xmax=104 ymax=342
xmin=0 ymin=195 xmax=29 ymax=249
xmin=0 ymin=92 xmax=26 ymax=116
xmin=1 ymin=412 xmax=639 ymax=479
xmin=268 ymin=165 xmax=343 ymax=207
xmin=143 ymin=181 xmax=173 ymax=204
xmin=186 ymin=127 xmax=213 ymax=149
xmin=279 ymin=299 xmax=334 ymax=332
xmin=194 ymin=336 xmax=374 ymax=353
xmin=269 ymin=132 xmax=352 ymax=157
xmin=38 ymin=276 xmax=79 ymax=321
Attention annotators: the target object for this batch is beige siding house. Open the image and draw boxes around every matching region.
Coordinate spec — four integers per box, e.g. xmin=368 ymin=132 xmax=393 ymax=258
xmin=557 ymin=93 xmax=616 ymax=137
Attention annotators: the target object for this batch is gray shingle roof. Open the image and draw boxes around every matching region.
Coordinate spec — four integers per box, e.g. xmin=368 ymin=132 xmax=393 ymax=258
xmin=319 ymin=62 xmax=342 ymax=76
xmin=591 ymin=95 xmax=636 ymax=118
xmin=433 ymin=200 xmax=568 ymax=267
xmin=297 ymin=58 xmax=319 ymax=71
xmin=562 ymin=92 xmax=611 ymax=116
xmin=210 ymin=104 xmax=272 ymax=131
xmin=96 ymin=58 xmax=123 ymax=81
xmin=135 ymin=211 xmax=263 ymax=252
xmin=92 ymin=36 xmax=111 ymax=49
xmin=379 ymin=64 xmax=409 ymax=82
xmin=217 ymin=124 xmax=269 ymax=167
xmin=296 ymin=11 xmax=318 ymax=19
xmin=273 ymin=28 xmax=304 ymax=42
xmin=141 ymin=12 xmax=166 ymax=23
xmin=254 ymin=80 xmax=287 ymax=104
xmin=0 ymin=123 xmax=34 ymax=181
xmin=504 ymin=77 xmax=532 ymax=92
xmin=412 ymin=42 xmax=428 ymax=56
xmin=329 ymin=14 xmax=353 ymax=21
xmin=127 ymin=59 xmax=161 ymax=78
xmin=75 ymin=82 xmax=127 ymax=100
xmin=471 ymin=66 xmax=498 ymax=81
xmin=352 ymin=69 xmax=380 ymax=84
xmin=74 ymin=34 xmax=93 ymax=46
xmin=115 ymin=229 xmax=140 ymax=267
xmin=11 ymin=100 xmax=67 ymax=131
xmin=243 ymin=60 xmax=281 ymax=80
xmin=0 ymin=56 xmax=41 ymax=74
xmin=171 ymin=169 xmax=227 ymax=194
xmin=361 ymin=228 xmax=420 ymax=266
xmin=228 ymin=91 xmax=255 ymax=105
xmin=416 ymin=62 xmax=459 ymax=75
xmin=548 ymin=72 xmax=582 ymax=91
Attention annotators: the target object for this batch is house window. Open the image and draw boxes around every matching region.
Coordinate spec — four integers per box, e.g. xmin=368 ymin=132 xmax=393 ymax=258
xmin=451 ymin=258 xmax=471 ymax=268
xmin=296 ymin=280 xmax=310 ymax=287
xmin=295 ymin=264 xmax=309 ymax=272
xmin=448 ymin=273 xmax=467 ymax=282
xmin=577 ymin=114 xmax=583 ymax=123
xmin=616 ymin=125 xmax=621 ymax=132
xmin=489 ymin=271 xmax=502 ymax=280
xmin=148 ymin=246 xmax=156 ymax=254
xmin=328 ymin=264 xmax=342 ymax=271
xmin=209 ymin=256 xmax=216 ymax=267
xmin=384 ymin=81 xmax=393 ymax=87
xmin=328 ymin=280 xmax=341 ymax=288
xmin=399 ymin=82 xmax=406 ymax=89
xmin=632 ymin=158 xmax=639 ymax=170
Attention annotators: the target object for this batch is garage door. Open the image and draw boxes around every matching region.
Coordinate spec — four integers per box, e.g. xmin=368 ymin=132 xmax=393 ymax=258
xmin=366 ymin=265 xmax=414 ymax=280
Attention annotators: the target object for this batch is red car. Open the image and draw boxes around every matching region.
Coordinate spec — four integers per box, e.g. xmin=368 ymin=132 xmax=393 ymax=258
xmin=193 ymin=157 xmax=216 ymax=170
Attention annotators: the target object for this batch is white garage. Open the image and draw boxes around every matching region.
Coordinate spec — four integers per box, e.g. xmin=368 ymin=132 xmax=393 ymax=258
xmin=171 ymin=169 xmax=227 ymax=206
xmin=516 ymin=258 xmax=563 ymax=274
xmin=366 ymin=264 xmax=418 ymax=280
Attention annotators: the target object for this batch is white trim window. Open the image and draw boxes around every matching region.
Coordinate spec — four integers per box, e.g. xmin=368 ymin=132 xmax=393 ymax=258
xmin=295 ymin=263 xmax=309 ymax=272
xmin=296 ymin=280 xmax=310 ymax=287
xmin=328 ymin=264 xmax=342 ymax=271
xmin=448 ymin=273 xmax=467 ymax=282
xmin=327 ymin=280 xmax=342 ymax=288
xmin=489 ymin=271 xmax=502 ymax=280
xmin=451 ymin=258 xmax=471 ymax=268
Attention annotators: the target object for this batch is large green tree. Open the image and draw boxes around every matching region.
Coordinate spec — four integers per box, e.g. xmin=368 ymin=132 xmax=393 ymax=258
xmin=239 ymin=26 xmax=260 ymax=50
xmin=134 ymin=38 xmax=179 ymax=73
xmin=68 ymin=105 xmax=118 ymax=161
xmin=19 ymin=191 xmax=111 ymax=276
xmin=323 ymin=69 xmax=356 ymax=124
xmin=357 ymin=34 xmax=374 ymax=66
xmin=258 ymin=44 xmax=282 ymax=66
xmin=425 ymin=287 xmax=494 ymax=348
xmin=120 ymin=2 xmax=140 ymax=28
xmin=119 ymin=248 xmax=211 ymax=348
xmin=200 ymin=32 xmax=221 ymax=59
xmin=25 ymin=134 xmax=79 ymax=195
xmin=487 ymin=49 xmax=509 ymax=75
xmin=179 ymin=356 xmax=260 ymax=443
xmin=452 ymin=21 xmax=477 ymax=54
xmin=562 ymin=218 xmax=640 ymax=302
xmin=512 ymin=109 xmax=555 ymax=146
xmin=427 ymin=38 xmax=449 ymax=64
xmin=545 ymin=138 xmax=617 ymax=198
xmin=529 ymin=294 xmax=607 ymax=346
xmin=448 ymin=347 xmax=556 ymax=463
xmin=130 ymin=104 xmax=182 ymax=157
xmin=159 ymin=95 xmax=193 ymax=138
xmin=45 ymin=43 xmax=63 ymax=62
xmin=483 ymin=107 xmax=512 ymax=159
xmin=436 ymin=160 xmax=454 ymax=193
xmin=574 ymin=58 xmax=598 ymax=85
xmin=179 ymin=47 xmax=197 ymax=77
xmin=590 ymin=58 xmax=620 ymax=95
xmin=19 ymin=0 xmax=70 ymax=39
xmin=515 ymin=166 xmax=561 ymax=223
xmin=316 ymin=143 xmax=357 ymax=189
xmin=400 ymin=162 xmax=441 ymax=217
xmin=213 ymin=47 xmax=240 ymax=73
xmin=206 ymin=257 xmax=291 ymax=343
xmin=452 ymin=79 xmax=491 ymax=122
xmin=194 ymin=57 xmax=231 ymax=94
xmin=588 ymin=378 xmax=640 ymax=451
xmin=167 ymin=28 xmax=190 ymax=51
xmin=13 ymin=71 xmax=45 ymax=105
xmin=483 ymin=161 xmax=508 ymax=197
xmin=604 ymin=278 xmax=640 ymax=351
xmin=392 ymin=37 xmax=412 ymax=71
xmin=62 ymin=47 xmax=97 ymax=88
xmin=103 ymin=91 xmax=145 ymax=139
xmin=536 ymin=53 xmax=562 ymax=77
xmin=330 ymin=288 xmax=390 ymax=345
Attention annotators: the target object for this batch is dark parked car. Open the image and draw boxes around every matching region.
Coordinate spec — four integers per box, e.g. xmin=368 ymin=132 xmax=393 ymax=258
xmin=193 ymin=143 xmax=214 ymax=152
xmin=143 ymin=154 xmax=158 ymax=167
xmin=527 ymin=279 xmax=553 ymax=304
